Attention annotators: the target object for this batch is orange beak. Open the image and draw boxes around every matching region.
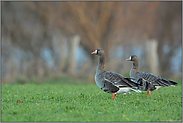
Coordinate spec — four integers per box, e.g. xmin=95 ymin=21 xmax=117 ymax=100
xmin=126 ymin=58 xmax=131 ymax=61
xmin=91 ymin=50 xmax=97 ymax=55
xmin=126 ymin=56 xmax=131 ymax=61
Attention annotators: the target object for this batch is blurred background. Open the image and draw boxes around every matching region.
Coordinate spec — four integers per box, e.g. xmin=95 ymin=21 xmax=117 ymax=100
xmin=2 ymin=1 xmax=182 ymax=84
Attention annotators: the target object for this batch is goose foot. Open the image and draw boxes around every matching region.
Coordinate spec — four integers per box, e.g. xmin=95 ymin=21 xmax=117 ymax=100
xmin=111 ymin=93 xmax=116 ymax=100
xmin=147 ymin=91 xmax=151 ymax=98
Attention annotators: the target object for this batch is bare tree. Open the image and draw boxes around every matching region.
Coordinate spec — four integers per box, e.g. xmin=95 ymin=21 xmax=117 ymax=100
xmin=2 ymin=1 xmax=181 ymax=83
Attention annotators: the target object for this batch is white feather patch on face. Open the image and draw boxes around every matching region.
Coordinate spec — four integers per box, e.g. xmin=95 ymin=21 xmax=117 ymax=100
xmin=129 ymin=56 xmax=131 ymax=60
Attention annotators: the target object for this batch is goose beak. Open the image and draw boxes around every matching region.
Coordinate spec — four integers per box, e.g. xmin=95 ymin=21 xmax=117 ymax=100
xmin=126 ymin=56 xmax=131 ymax=61
xmin=91 ymin=50 xmax=97 ymax=55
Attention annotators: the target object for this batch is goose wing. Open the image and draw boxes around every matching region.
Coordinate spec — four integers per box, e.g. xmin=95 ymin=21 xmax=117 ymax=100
xmin=102 ymin=71 xmax=139 ymax=88
xmin=134 ymin=72 xmax=177 ymax=87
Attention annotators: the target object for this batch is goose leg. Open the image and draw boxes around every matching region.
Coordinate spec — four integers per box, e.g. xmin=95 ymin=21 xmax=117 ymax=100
xmin=111 ymin=93 xmax=116 ymax=100
xmin=147 ymin=91 xmax=151 ymax=97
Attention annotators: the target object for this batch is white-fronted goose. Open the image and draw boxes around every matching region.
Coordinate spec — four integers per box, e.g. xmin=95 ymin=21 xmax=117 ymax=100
xmin=91 ymin=48 xmax=141 ymax=100
xmin=126 ymin=55 xmax=178 ymax=97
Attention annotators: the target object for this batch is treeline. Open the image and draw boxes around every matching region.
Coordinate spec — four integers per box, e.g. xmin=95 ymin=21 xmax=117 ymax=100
xmin=2 ymin=1 xmax=181 ymax=83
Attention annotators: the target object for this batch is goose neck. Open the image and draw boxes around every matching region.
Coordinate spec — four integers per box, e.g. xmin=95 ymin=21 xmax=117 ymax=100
xmin=130 ymin=60 xmax=139 ymax=77
xmin=97 ymin=55 xmax=105 ymax=72
xmin=132 ymin=61 xmax=139 ymax=70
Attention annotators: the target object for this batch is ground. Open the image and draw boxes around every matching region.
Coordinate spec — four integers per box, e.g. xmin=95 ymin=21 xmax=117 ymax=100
xmin=1 ymin=78 xmax=182 ymax=122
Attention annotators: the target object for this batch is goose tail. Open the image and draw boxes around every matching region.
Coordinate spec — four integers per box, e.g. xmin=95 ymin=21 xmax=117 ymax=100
xmin=169 ymin=80 xmax=178 ymax=86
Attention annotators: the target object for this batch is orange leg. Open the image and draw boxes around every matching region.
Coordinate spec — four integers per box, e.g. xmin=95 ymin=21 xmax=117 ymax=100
xmin=111 ymin=93 xmax=117 ymax=100
xmin=147 ymin=91 xmax=151 ymax=98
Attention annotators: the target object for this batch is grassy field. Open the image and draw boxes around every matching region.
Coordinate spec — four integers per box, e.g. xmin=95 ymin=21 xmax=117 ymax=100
xmin=1 ymin=78 xmax=182 ymax=122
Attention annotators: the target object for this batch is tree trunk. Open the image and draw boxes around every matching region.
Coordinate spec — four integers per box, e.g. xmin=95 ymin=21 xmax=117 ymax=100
xmin=67 ymin=35 xmax=80 ymax=77
xmin=145 ymin=39 xmax=159 ymax=75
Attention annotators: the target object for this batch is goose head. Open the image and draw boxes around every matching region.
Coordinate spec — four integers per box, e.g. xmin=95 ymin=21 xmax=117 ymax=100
xmin=126 ymin=55 xmax=138 ymax=62
xmin=91 ymin=48 xmax=104 ymax=56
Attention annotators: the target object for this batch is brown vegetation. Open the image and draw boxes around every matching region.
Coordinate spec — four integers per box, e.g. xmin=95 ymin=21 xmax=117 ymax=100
xmin=2 ymin=1 xmax=181 ymax=83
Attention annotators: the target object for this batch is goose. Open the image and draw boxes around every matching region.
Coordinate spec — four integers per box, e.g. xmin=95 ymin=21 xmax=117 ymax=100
xmin=91 ymin=48 xmax=141 ymax=100
xmin=126 ymin=55 xmax=178 ymax=97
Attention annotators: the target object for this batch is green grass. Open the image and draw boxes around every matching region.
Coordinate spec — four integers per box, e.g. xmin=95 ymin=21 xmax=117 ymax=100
xmin=1 ymin=79 xmax=182 ymax=122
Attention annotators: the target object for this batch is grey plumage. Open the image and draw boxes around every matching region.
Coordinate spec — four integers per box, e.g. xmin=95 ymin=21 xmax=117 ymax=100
xmin=126 ymin=55 xmax=178 ymax=94
xmin=91 ymin=48 xmax=141 ymax=99
xmin=97 ymin=71 xmax=141 ymax=93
